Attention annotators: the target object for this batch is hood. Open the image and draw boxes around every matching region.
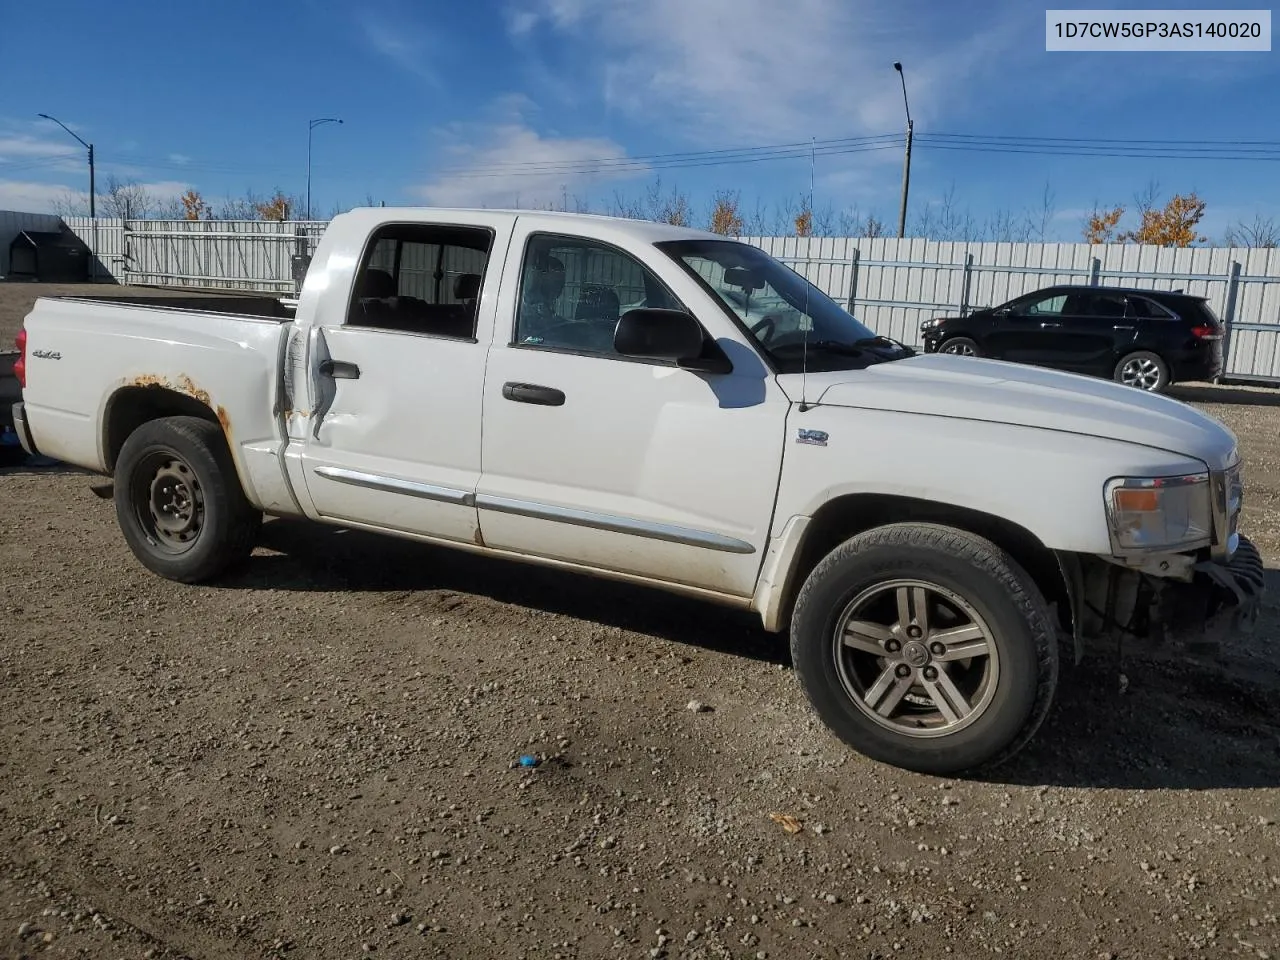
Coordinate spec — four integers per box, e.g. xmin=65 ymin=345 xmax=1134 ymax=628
xmin=779 ymin=354 xmax=1239 ymax=470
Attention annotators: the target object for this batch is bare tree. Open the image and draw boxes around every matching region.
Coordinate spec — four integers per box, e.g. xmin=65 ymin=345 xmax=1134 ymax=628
xmin=1223 ymin=214 xmax=1280 ymax=248
xmin=1025 ymin=180 xmax=1057 ymax=242
xmin=97 ymin=175 xmax=159 ymax=219
xmin=742 ymin=197 xmax=771 ymax=237
xmin=214 ymin=192 xmax=259 ymax=220
xmin=50 ymin=190 xmax=89 ymax=218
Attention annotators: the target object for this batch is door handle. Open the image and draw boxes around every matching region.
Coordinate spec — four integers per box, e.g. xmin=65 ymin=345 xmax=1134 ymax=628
xmin=319 ymin=359 xmax=361 ymax=379
xmin=1039 ymin=322 xmax=1062 ymax=329
xmin=502 ymin=382 xmax=565 ymax=406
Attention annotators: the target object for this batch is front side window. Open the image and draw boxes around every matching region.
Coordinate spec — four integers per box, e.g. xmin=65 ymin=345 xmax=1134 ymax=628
xmin=514 ymin=233 xmax=685 ymax=357
xmin=657 ymin=239 xmax=905 ymax=373
xmin=347 ymin=223 xmax=492 ymax=339
xmin=1010 ymin=293 xmax=1068 ymax=317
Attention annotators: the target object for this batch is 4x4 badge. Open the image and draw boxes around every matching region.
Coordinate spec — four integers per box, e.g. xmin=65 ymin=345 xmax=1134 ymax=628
xmin=797 ymin=428 xmax=828 ymax=447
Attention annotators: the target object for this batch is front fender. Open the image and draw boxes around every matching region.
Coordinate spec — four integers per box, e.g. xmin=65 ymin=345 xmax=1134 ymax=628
xmin=771 ymin=408 xmax=1207 ymax=556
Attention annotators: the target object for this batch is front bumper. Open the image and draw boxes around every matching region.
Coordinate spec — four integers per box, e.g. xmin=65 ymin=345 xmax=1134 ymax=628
xmin=1149 ymin=533 xmax=1265 ymax=653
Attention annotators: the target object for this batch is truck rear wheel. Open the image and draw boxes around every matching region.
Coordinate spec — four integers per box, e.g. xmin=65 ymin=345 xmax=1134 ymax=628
xmin=114 ymin=415 xmax=261 ymax=583
xmin=790 ymin=522 xmax=1058 ymax=775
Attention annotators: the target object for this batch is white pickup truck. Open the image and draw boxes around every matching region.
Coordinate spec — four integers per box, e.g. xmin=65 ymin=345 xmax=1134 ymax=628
xmin=12 ymin=208 xmax=1265 ymax=775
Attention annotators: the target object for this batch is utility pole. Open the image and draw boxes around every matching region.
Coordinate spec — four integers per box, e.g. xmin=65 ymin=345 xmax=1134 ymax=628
xmin=38 ymin=113 xmax=95 ymax=218
xmin=892 ymin=62 xmax=913 ymax=239
xmin=307 ymin=117 xmax=343 ymax=220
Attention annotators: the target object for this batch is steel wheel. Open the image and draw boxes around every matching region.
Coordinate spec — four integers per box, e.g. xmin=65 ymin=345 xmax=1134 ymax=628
xmin=940 ymin=339 xmax=976 ymax=356
xmin=1119 ymin=356 xmax=1163 ymax=390
xmin=131 ymin=452 xmax=206 ymax=553
xmin=832 ymin=578 xmax=1000 ymax=738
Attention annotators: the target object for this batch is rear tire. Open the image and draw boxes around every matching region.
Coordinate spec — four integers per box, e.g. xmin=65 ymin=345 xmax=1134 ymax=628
xmin=1114 ymin=350 xmax=1169 ymax=392
xmin=113 ymin=415 xmax=261 ymax=583
xmin=939 ymin=336 xmax=980 ymax=357
xmin=789 ymin=522 xmax=1058 ymax=776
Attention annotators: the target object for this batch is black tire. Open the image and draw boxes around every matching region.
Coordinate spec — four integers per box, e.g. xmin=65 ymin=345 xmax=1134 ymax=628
xmin=113 ymin=415 xmax=261 ymax=583
xmin=1113 ymin=350 xmax=1169 ymax=392
xmin=938 ymin=336 xmax=980 ymax=358
xmin=789 ymin=522 xmax=1058 ymax=776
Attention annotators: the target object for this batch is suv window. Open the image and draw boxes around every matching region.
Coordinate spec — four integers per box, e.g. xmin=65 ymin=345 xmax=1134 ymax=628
xmin=1084 ymin=292 xmax=1127 ymax=318
xmin=1127 ymin=296 xmax=1174 ymax=319
xmin=514 ymin=233 xmax=685 ymax=357
xmin=1010 ymin=292 xmax=1068 ymax=317
xmin=347 ymin=223 xmax=493 ymax=339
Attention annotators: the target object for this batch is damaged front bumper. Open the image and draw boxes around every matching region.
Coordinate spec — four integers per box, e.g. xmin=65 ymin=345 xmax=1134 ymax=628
xmin=1149 ymin=534 xmax=1266 ymax=652
xmin=1063 ymin=534 xmax=1267 ymax=661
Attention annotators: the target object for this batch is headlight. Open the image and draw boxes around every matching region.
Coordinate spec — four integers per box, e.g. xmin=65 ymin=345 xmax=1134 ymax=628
xmin=1105 ymin=473 xmax=1212 ymax=551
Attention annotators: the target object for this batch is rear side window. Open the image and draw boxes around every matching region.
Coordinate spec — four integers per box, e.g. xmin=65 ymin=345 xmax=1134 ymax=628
xmin=1085 ymin=293 xmax=1127 ymax=318
xmin=1127 ymin=297 xmax=1175 ymax=319
xmin=347 ymin=223 xmax=494 ymax=339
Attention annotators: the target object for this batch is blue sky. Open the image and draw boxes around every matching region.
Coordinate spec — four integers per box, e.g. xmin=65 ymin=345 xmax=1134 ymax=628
xmin=1 ymin=0 xmax=1277 ymax=240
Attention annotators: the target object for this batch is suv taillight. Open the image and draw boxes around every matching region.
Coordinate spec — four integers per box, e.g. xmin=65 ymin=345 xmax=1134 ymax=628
xmin=13 ymin=329 xmax=26 ymax=388
xmin=1191 ymin=325 xmax=1222 ymax=341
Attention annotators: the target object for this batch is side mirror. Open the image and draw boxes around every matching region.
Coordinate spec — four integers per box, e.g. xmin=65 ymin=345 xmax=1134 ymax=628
xmin=614 ymin=308 xmax=706 ymax=362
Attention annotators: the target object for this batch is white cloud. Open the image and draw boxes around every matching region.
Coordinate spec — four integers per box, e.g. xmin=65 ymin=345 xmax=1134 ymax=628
xmin=507 ymin=0 xmax=1021 ymax=143
xmin=412 ymin=96 xmax=646 ymax=207
xmin=0 ymin=178 xmax=193 ymax=214
xmin=0 ymin=134 xmax=78 ymax=162
xmin=167 ymin=153 xmax=192 ymax=165
xmin=359 ymin=13 xmax=441 ymax=86
xmin=0 ymin=180 xmax=80 ymax=213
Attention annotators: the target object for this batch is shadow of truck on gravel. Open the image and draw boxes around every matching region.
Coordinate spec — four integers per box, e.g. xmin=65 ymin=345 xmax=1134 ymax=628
xmin=211 ymin=518 xmax=1280 ymax=793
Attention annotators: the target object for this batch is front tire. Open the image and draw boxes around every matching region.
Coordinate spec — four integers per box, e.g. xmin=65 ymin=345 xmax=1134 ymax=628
xmin=1114 ymin=350 xmax=1169 ymax=392
xmin=938 ymin=336 xmax=980 ymax=357
xmin=789 ymin=523 xmax=1058 ymax=775
xmin=113 ymin=416 xmax=262 ymax=583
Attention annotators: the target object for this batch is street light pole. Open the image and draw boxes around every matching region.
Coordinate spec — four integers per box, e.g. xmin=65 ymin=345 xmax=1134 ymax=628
xmin=37 ymin=112 xmax=95 ymax=218
xmin=892 ymin=62 xmax=913 ymax=239
xmin=307 ymin=117 xmax=343 ymax=220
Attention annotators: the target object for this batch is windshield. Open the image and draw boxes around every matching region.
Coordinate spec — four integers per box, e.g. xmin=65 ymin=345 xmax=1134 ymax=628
xmin=656 ymin=239 xmax=888 ymax=370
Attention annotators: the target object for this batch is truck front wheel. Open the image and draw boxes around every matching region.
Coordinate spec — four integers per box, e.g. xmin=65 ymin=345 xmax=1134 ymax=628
xmin=114 ymin=415 xmax=261 ymax=583
xmin=790 ymin=522 xmax=1058 ymax=775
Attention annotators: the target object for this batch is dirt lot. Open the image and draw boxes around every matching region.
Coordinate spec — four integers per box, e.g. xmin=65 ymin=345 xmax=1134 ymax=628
xmin=2 ymin=282 xmax=1279 ymax=960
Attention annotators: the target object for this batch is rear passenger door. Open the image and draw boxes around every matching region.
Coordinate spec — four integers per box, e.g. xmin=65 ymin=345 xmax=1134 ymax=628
xmin=1025 ymin=291 xmax=1131 ymax=373
xmin=298 ymin=217 xmax=514 ymax=542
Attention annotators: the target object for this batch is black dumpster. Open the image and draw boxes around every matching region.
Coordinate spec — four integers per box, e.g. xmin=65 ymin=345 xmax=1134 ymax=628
xmin=7 ymin=229 xmax=90 ymax=282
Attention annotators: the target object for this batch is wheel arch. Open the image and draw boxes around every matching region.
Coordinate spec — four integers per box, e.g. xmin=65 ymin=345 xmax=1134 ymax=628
xmin=763 ymin=493 xmax=1073 ymax=645
xmin=103 ymin=385 xmax=227 ymax=473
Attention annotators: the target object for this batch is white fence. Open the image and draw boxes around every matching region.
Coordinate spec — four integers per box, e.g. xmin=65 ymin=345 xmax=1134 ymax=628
xmin=47 ymin=215 xmax=1280 ymax=383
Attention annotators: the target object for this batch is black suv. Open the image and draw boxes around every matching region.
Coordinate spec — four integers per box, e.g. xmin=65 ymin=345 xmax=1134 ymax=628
xmin=919 ymin=285 xmax=1224 ymax=393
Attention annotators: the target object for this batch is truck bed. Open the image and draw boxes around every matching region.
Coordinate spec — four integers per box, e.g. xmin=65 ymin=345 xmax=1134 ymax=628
xmin=52 ymin=292 xmax=296 ymax=321
xmin=18 ymin=294 xmax=296 ymax=506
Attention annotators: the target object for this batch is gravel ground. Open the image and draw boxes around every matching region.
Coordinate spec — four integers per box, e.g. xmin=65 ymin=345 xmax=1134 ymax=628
xmin=2 ymin=283 xmax=1279 ymax=959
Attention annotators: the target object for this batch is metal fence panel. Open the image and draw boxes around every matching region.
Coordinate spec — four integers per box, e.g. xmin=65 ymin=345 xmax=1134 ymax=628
xmin=43 ymin=215 xmax=1280 ymax=383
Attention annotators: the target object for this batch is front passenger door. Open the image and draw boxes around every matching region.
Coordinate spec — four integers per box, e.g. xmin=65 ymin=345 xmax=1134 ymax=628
xmin=475 ymin=228 xmax=790 ymax=598
xmin=984 ymin=291 xmax=1068 ymax=364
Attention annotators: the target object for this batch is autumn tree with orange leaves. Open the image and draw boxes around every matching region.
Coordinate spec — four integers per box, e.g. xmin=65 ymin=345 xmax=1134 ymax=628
xmin=254 ymin=190 xmax=292 ymax=221
xmin=1084 ymin=206 xmax=1125 ymax=244
xmin=1083 ymin=189 xmax=1208 ymax=246
xmin=180 ymin=189 xmax=209 ymax=220
xmin=708 ymin=189 xmax=744 ymax=236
